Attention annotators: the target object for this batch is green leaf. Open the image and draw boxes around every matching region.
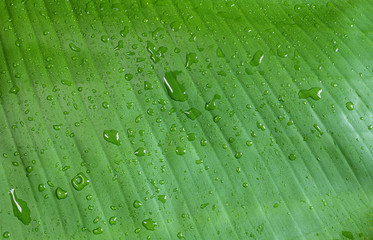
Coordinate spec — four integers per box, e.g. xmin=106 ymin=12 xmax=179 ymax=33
xmin=1 ymin=0 xmax=373 ymax=239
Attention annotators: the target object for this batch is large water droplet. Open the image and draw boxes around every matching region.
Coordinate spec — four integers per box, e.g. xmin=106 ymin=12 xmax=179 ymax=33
xmin=164 ymin=71 xmax=188 ymax=102
xmin=9 ymin=189 xmax=31 ymax=225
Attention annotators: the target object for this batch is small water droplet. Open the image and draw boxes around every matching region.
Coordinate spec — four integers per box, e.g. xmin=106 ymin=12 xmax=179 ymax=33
xmin=38 ymin=184 xmax=45 ymax=192
xmin=341 ymin=231 xmax=354 ymax=240
xmin=298 ymin=87 xmax=322 ymax=101
xmin=157 ymin=195 xmax=167 ymax=203
xmin=205 ymin=94 xmax=221 ymax=111
xmin=120 ymin=27 xmax=129 ymax=38
xmin=69 ymin=43 xmax=80 ymax=52
xmin=134 ymin=147 xmax=146 ymax=157
xmin=177 ymin=232 xmax=184 ymax=239
xmin=250 ymin=50 xmax=264 ymax=66
xmin=142 ymin=218 xmax=157 ymax=231
xmin=346 ymin=101 xmax=354 ymax=111
xmin=93 ymin=227 xmax=104 ymax=235
xmin=103 ymin=130 xmax=121 ymax=145
xmin=55 ymin=187 xmax=68 ymax=200
xmin=176 ymin=147 xmax=186 ymax=155
xmin=133 ymin=200 xmax=142 ymax=208
xmin=102 ymin=102 xmax=109 ymax=109
xmin=184 ymin=108 xmax=201 ymax=120
xmin=109 ymin=216 xmax=117 ymax=225
xmin=170 ymin=21 xmax=182 ymax=31
xmin=216 ymin=47 xmax=225 ymax=58
xmin=185 ymin=53 xmax=198 ymax=68
xmin=9 ymin=86 xmax=20 ymax=94
xmin=288 ymin=154 xmax=296 ymax=161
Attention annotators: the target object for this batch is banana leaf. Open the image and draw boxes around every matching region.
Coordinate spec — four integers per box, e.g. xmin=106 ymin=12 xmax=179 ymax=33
xmin=0 ymin=0 xmax=372 ymax=239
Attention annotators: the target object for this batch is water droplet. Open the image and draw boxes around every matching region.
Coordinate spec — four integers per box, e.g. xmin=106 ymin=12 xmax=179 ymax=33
xmin=144 ymin=81 xmax=153 ymax=90
xmin=38 ymin=184 xmax=45 ymax=192
xmin=9 ymin=189 xmax=31 ymax=225
xmin=205 ymin=94 xmax=221 ymax=111
xmin=109 ymin=216 xmax=117 ymax=225
xmin=184 ymin=108 xmax=201 ymax=120
xmin=235 ymin=152 xmax=243 ymax=159
xmin=200 ymin=203 xmax=209 ymax=209
xmin=133 ymin=200 xmax=142 ymax=208
xmin=213 ymin=115 xmax=221 ymax=123
xmin=125 ymin=73 xmax=133 ymax=81
xmin=142 ymin=218 xmax=157 ymax=231
xmin=288 ymin=154 xmax=296 ymax=161
xmin=176 ymin=147 xmax=186 ymax=155
xmin=250 ymin=50 xmax=264 ymax=66
xmin=157 ymin=195 xmax=167 ymax=203
xmin=216 ymin=47 xmax=225 ymax=58
xmin=177 ymin=232 xmax=184 ymax=239
xmin=102 ymin=102 xmax=109 ymax=109
xmin=164 ymin=71 xmax=188 ymax=102
xmin=53 ymin=124 xmax=62 ymax=130
xmin=71 ymin=172 xmax=90 ymax=191
xmin=101 ymin=35 xmax=109 ymax=42
xmin=298 ymin=87 xmax=322 ymax=101
xmin=55 ymin=187 xmax=68 ymax=200
xmin=3 ymin=232 xmax=10 ymax=238
xmin=170 ymin=21 xmax=182 ymax=31
xmin=103 ymin=130 xmax=121 ymax=145
xmin=346 ymin=101 xmax=354 ymax=111
xmin=147 ymin=41 xmax=160 ymax=63
xmin=187 ymin=133 xmax=196 ymax=141
xmin=120 ymin=26 xmax=129 ymax=38
xmin=69 ymin=43 xmax=80 ymax=52
xmin=9 ymin=86 xmax=20 ymax=94
xmin=114 ymin=40 xmax=124 ymax=51
xmin=341 ymin=231 xmax=354 ymax=240
xmin=93 ymin=227 xmax=104 ymax=235
xmin=185 ymin=53 xmax=198 ymax=68
xmin=135 ymin=147 xmax=146 ymax=157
